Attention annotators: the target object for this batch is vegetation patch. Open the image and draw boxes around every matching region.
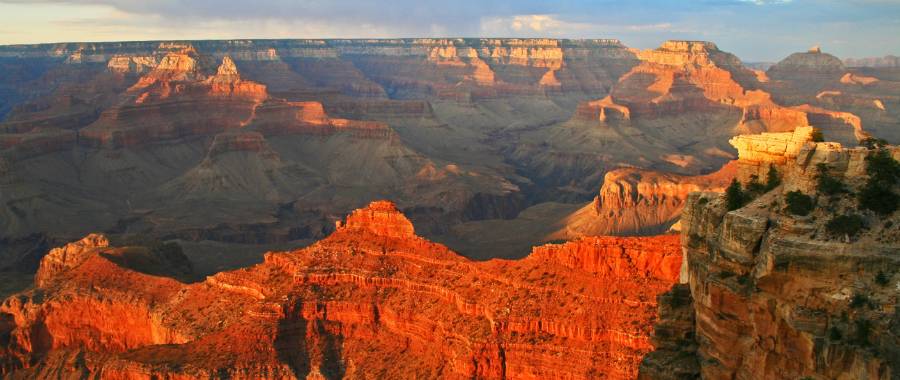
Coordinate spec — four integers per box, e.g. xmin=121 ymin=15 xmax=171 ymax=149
xmin=785 ymin=190 xmax=814 ymax=216
xmin=849 ymin=293 xmax=870 ymax=309
xmin=859 ymin=149 xmax=900 ymax=215
xmin=765 ymin=164 xmax=781 ymax=191
xmin=816 ymin=163 xmax=847 ymax=196
xmin=853 ymin=319 xmax=871 ymax=346
xmin=726 ymin=179 xmax=749 ymax=211
xmin=826 ymin=214 xmax=866 ymax=238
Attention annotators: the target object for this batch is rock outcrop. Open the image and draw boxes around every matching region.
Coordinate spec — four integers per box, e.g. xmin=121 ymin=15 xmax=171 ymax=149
xmin=728 ymin=125 xmax=815 ymax=183
xmin=558 ymin=162 xmax=737 ymax=237
xmin=840 ymin=72 xmax=879 ymax=86
xmin=251 ymin=100 xmax=392 ymax=138
xmin=34 ymin=233 xmax=109 ymax=287
xmin=768 ymin=48 xmax=847 ymax=82
xmin=0 ymin=201 xmax=682 ymax=379
xmin=574 ymin=96 xmax=631 ymax=122
xmin=79 ymin=54 xmax=268 ymax=148
xmin=640 ymin=130 xmax=900 ymax=380
xmin=0 ymin=201 xmax=681 ymax=379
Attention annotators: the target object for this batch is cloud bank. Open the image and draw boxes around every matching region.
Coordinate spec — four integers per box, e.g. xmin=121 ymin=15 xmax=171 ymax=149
xmin=0 ymin=0 xmax=898 ymax=61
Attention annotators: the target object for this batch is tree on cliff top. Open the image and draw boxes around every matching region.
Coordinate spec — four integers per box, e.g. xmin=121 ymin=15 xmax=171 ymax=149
xmin=859 ymin=148 xmax=900 ymax=215
xmin=817 ymin=163 xmax=847 ymax=196
xmin=861 ymin=137 xmax=889 ymax=150
xmin=785 ymin=191 xmax=814 ymax=216
xmin=864 ymin=149 xmax=900 ymax=186
xmin=726 ymin=179 xmax=748 ymax=211
xmin=746 ymin=174 xmax=766 ymax=195
xmin=765 ymin=164 xmax=781 ymax=191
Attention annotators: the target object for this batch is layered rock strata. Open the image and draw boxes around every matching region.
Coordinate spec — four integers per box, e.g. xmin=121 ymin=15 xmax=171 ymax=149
xmin=641 ymin=130 xmax=900 ymax=379
xmin=559 ymin=162 xmax=737 ymax=237
xmin=1 ymin=201 xmax=682 ymax=379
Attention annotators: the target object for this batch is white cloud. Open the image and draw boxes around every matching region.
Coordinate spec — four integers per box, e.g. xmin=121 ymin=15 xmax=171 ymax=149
xmin=480 ymin=14 xmax=678 ymax=38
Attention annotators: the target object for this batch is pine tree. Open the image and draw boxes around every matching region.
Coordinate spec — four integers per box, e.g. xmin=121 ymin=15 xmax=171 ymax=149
xmin=765 ymin=164 xmax=781 ymax=191
xmin=726 ymin=179 xmax=747 ymax=211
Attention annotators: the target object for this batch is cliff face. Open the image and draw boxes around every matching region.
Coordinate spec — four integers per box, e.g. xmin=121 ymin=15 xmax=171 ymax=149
xmin=762 ymin=46 xmax=900 ymax=144
xmin=510 ymin=39 xmax=848 ymax=201
xmin=83 ymin=51 xmax=389 ymax=149
xmin=641 ymin=129 xmax=900 ymax=380
xmin=559 ymin=162 xmax=737 ymax=237
xmin=1 ymin=201 xmax=682 ymax=379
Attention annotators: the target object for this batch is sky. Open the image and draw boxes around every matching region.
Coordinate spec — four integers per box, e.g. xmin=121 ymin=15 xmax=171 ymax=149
xmin=0 ymin=0 xmax=898 ymax=62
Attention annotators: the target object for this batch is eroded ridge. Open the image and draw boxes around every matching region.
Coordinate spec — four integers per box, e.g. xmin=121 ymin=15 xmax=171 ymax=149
xmin=0 ymin=201 xmax=682 ymax=379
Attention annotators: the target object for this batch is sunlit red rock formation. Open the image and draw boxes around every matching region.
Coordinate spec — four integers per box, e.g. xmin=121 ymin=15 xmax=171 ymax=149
xmin=34 ymin=233 xmax=109 ymax=287
xmin=0 ymin=201 xmax=682 ymax=379
xmin=558 ymin=162 xmax=737 ymax=237
xmin=508 ymin=40 xmax=817 ymax=199
xmin=79 ymin=53 xmax=268 ymax=147
xmin=840 ymin=72 xmax=879 ymax=86
xmin=728 ymin=125 xmax=815 ymax=183
xmin=575 ymin=96 xmax=631 ymax=122
xmin=611 ymin=41 xmax=805 ymax=133
xmin=251 ymin=100 xmax=392 ymax=138
xmin=78 ymin=50 xmax=395 ymax=147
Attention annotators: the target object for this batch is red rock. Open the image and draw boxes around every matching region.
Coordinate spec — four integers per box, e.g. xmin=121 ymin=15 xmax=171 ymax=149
xmin=251 ymin=100 xmax=393 ymax=139
xmin=560 ymin=162 xmax=737 ymax=237
xmin=1 ymin=201 xmax=682 ymax=379
xmin=34 ymin=233 xmax=109 ymax=287
xmin=575 ymin=96 xmax=631 ymax=122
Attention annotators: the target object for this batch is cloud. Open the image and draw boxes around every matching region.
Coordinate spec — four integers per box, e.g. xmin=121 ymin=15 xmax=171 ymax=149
xmin=0 ymin=0 xmax=897 ymax=61
xmin=481 ymin=14 xmax=592 ymax=36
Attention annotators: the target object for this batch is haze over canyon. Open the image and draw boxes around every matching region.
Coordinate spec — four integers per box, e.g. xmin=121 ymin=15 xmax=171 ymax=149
xmin=0 ymin=35 xmax=898 ymax=379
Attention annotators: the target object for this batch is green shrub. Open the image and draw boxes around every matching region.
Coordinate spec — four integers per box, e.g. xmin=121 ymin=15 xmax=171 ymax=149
xmin=826 ymin=214 xmax=865 ymax=238
xmin=726 ymin=179 xmax=748 ymax=211
xmin=765 ymin=164 xmax=781 ymax=191
xmin=785 ymin=190 xmax=815 ymax=216
xmin=829 ymin=326 xmax=842 ymax=341
xmin=666 ymin=293 xmax=686 ymax=308
xmin=746 ymin=174 xmax=766 ymax=195
xmin=875 ymin=271 xmax=890 ymax=286
xmin=854 ymin=319 xmax=871 ymax=346
xmin=849 ymin=293 xmax=869 ymax=308
xmin=816 ymin=163 xmax=847 ymax=196
xmin=859 ymin=149 xmax=900 ymax=215
xmin=865 ymin=149 xmax=900 ymax=186
xmin=689 ymin=233 xmax=703 ymax=248
xmin=811 ymin=128 xmax=825 ymax=142
xmin=860 ymin=137 xmax=889 ymax=150
xmin=858 ymin=181 xmax=899 ymax=215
